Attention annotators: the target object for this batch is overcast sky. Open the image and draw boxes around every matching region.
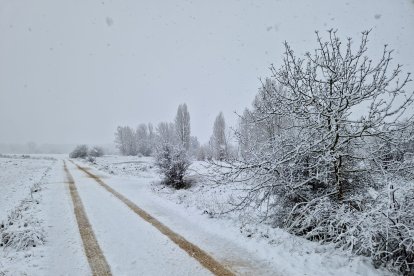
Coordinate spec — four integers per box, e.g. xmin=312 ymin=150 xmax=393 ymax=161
xmin=1 ymin=0 xmax=413 ymax=145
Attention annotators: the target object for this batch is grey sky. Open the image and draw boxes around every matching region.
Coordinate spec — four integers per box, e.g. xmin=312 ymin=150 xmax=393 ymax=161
xmin=1 ymin=0 xmax=413 ymax=145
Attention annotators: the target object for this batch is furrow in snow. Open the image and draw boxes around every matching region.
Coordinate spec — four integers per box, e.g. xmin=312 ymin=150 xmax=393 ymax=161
xmin=72 ymin=160 xmax=234 ymax=276
xmin=63 ymin=161 xmax=112 ymax=276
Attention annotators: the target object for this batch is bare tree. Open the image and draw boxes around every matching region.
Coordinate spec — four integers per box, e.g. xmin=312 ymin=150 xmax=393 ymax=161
xmin=231 ymin=30 xmax=413 ymax=207
xmin=114 ymin=126 xmax=137 ymax=156
xmin=148 ymin=122 xmax=155 ymax=154
xmin=217 ymin=30 xmax=414 ymax=273
xmin=156 ymin=122 xmax=176 ymax=144
xmin=189 ymin=136 xmax=200 ymax=158
xmin=210 ymin=112 xmax=228 ymax=161
xmin=136 ymin=123 xmax=153 ymax=156
xmin=175 ymin=103 xmax=191 ymax=151
xmin=272 ymin=29 xmax=413 ymax=201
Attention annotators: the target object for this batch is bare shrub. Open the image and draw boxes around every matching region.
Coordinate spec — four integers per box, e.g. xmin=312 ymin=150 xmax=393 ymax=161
xmin=69 ymin=145 xmax=89 ymax=159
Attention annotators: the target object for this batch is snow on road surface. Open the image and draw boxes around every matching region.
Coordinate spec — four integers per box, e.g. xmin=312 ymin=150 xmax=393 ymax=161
xmin=65 ymin=160 xmax=214 ymax=276
xmin=72 ymin=162 xmax=234 ymax=276
xmin=63 ymin=162 xmax=111 ymax=276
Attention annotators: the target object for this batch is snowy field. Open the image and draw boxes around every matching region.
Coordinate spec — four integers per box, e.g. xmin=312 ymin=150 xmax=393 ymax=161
xmin=0 ymin=155 xmax=56 ymax=275
xmin=0 ymin=155 xmax=95 ymax=275
xmin=0 ymin=155 xmax=54 ymax=221
xmin=83 ymin=155 xmax=392 ymax=276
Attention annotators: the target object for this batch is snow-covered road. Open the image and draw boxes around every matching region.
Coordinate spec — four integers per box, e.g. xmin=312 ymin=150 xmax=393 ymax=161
xmin=60 ymin=157 xmax=289 ymax=275
xmin=64 ymin=160 xmax=217 ymax=275
xmin=63 ymin=159 xmax=287 ymax=276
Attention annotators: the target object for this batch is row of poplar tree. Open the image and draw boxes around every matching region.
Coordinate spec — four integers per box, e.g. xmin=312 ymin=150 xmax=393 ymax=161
xmin=114 ymin=104 xmax=231 ymax=161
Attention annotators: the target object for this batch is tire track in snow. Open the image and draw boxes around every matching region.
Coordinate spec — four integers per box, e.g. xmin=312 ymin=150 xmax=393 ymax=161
xmin=63 ymin=161 xmax=112 ymax=276
xmin=72 ymin=161 xmax=235 ymax=276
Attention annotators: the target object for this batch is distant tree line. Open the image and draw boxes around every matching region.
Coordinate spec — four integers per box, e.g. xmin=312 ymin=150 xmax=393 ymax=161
xmin=113 ymin=103 xmax=237 ymax=188
xmin=114 ymin=105 xmax=235 ymax=162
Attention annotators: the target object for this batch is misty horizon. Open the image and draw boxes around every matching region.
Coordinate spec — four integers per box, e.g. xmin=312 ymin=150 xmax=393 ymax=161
xmin=1 ymin=0 xmax=414 ymax=149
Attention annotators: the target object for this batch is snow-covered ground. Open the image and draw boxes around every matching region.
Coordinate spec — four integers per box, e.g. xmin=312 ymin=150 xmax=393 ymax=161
xmin=0 ymin=155 xmax=55 ymax=274
xmin=0 ymin=155 xmax=91 ymax=275
xmin=0 ymin=155 xmax=54 ymax=221
xmin=82 ymin=155 xmax=393 ymax=276
xmin=0 ymin=154 xmax=395 ymax=275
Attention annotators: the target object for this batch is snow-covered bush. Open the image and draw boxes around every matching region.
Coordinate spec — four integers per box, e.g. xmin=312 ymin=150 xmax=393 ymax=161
xmin=89 ymin=146 xmax=104 ymax=157
xmin=69 ymin=145 xmax=89 ymax=159
xmin=214 ymin=30 xmax=414 ymax=274
xmin=284 ymin=178 xmax=414 ymax=274
xmin=153 ymin=105 xmax=193 ymax=189
xmin=154 ymin=142 xmax=190 ymax=189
